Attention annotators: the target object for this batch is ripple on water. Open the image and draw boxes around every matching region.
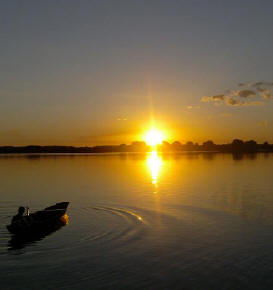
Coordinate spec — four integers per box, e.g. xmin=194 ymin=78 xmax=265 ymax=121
xmin=70 ymin=206 xmax=146 ymax=246
xmin=1 ymin=203 xmax=273 ymax=289
xmin=1 ymin=204 xmax=148 ymax=256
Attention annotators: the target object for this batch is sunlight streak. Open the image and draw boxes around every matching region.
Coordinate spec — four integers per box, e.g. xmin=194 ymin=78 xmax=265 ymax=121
xmin=147 ymin=151 xmax=162 ymax=189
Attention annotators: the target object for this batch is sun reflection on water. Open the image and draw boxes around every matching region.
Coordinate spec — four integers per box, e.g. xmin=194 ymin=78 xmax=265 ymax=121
xmin=147 ymin=151 xmax=162 ymax=190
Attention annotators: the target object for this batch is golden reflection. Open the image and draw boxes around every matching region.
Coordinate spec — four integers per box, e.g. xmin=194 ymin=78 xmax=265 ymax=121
xmin=147 ymin=151 xmax=162 ymax=190
xmin=60 ymin=214 xmax=69 ymax=225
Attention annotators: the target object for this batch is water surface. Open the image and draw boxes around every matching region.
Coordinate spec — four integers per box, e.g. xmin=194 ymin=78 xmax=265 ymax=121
xmin=0 ymin=153 xmax=273 ymax=289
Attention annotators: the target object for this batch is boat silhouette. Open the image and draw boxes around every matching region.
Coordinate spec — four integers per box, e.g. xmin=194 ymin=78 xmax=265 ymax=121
xmin=8 ymin=214 xmax=69 ymax=251
xmin=7 ymin=202 xmax=69 ymax=235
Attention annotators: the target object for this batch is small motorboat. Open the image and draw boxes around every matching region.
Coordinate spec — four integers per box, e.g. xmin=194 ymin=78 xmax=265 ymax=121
xmin=8 ymin=215 xmax=69 ymax=250
xmin=7 ymin=202 xmax=69 ymax=235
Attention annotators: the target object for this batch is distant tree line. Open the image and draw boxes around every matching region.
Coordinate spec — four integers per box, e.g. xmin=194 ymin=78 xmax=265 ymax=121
xmin=0 ymin=139 xmax=273 ymax=153
xmin=158 ymin=139 xmax=272 ymax=152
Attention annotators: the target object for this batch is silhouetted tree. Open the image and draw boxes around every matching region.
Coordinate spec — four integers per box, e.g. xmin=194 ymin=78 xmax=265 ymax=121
xmin=119 ymin=144 xmax=127 ymax=151
xmin=245 ymin=140 xmax=257 ymax=145
xmin=172 ymin=141 xmax=182 ymax=151
xmin=244 ymin=140 xmax=257 ymax=151
xmin=130 ymin=141 xmax=147 ymax=152
xmin=0 ymin=139 xmax=272 ymax=154
xmin=186 ymin=141 xmax=194 ymax=146
xmin=161 ymin=141 xmax=171 ymax=152
xmin=183 ymin=141 xmax=195 ymax=151
xmin=202 ymin=140 xmax=215 ymax=151
xmin=231 ymin=139 xmax=244 ymax=151
xmin=262 ymin=141 xmax=269 ymax=150
xmin=232 ymin=139 xmax=244 ymax=146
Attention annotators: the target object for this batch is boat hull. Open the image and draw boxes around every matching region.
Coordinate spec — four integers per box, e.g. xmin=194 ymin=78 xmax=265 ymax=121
xmin=7 ymin=202 xmax=69 ymax=235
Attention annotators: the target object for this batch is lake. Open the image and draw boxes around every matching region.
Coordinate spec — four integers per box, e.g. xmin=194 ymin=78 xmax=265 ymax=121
xmin=0 ymin=153 xmax=273 ymax=289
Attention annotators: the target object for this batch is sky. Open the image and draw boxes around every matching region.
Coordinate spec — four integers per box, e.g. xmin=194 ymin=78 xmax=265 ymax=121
xmin=1 ymin=0 xmax=273 ymax=146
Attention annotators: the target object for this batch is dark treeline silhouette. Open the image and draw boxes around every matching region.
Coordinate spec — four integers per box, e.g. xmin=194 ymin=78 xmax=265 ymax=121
xmin=0 ymin=139 xmax=273 ymax=153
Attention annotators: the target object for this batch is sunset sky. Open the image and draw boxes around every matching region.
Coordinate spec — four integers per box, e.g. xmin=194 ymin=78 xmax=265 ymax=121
xmin=1 ymin=0 xmax=273 ymax=146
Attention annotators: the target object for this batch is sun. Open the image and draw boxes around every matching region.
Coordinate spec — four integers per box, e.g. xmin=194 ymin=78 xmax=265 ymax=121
xmin=144 ymin=128 xmax=164 ymax=146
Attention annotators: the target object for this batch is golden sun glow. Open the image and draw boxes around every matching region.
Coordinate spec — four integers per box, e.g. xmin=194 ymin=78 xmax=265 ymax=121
xmin=144 ymin=129 xmax=164 ymax=146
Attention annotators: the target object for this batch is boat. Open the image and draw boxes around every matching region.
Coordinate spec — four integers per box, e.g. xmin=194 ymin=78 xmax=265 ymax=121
xmin=8 ymin=214 xmax=69 ymax=250
xmin=7 ymin=202 xmax=69 ymax=235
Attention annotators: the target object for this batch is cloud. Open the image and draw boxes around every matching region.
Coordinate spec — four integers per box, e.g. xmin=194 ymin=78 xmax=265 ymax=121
xmin=251 ymin=82 xmax=264 ymax=87
xmin=201 ymin=94 xmax=225 ymax=102
xmin=187 ymin=105 xmax=200 ymax=109
xmin=243 ymin=101 xmax=264 ymax=106
xmin=201 ymin=80 xmax=272 ymax=108
xmin=226 ymin=97 xmax=240 ymax=106
xmin=256 ymin=86 xmax=266 ymax=92
xmin=239 ymin=81 xmax=273 ymax=88
xmin=235 ymin=89 xmax=256 ymax=98
xmin=226 ymin=97 xmax=264 ymax=107
xmin=260 ymin=90 xmax=273 ymax=99
xmin=252 ymin=82 xmax=273 ymax=87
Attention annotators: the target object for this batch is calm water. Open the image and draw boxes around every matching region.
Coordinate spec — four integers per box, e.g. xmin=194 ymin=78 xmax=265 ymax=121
xmin=0 ymin=153 xmax=273 ymax=289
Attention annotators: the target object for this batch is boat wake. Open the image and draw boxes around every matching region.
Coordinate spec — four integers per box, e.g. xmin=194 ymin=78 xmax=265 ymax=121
xmin=93 ymin=206 xmax=145 ymax=223
xmin=71 ymin=206 xmax=147 ymax=248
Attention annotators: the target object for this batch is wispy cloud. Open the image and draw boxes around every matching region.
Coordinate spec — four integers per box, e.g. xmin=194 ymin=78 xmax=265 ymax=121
xmin=239 ymin=81 xmax=273 ymax=87
xmin=260 ymin=90 xmax=272 ymax=99
xmin=226 ymin=97 xmax=240 ymax=106
xmin=240 ymin=82 xmax=273 ymax=99
xmin=243 ymin=101 xmax=264 ymax=106
xmin=187 ymin=105 xmax=200 ymax=110
xmin=226 ymin=97 xmax=264 ymax=107
xmin=117 ymin=117 xmax=128 ymax=121
xmin=201 ymin=94 xmax=225 ymax=102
